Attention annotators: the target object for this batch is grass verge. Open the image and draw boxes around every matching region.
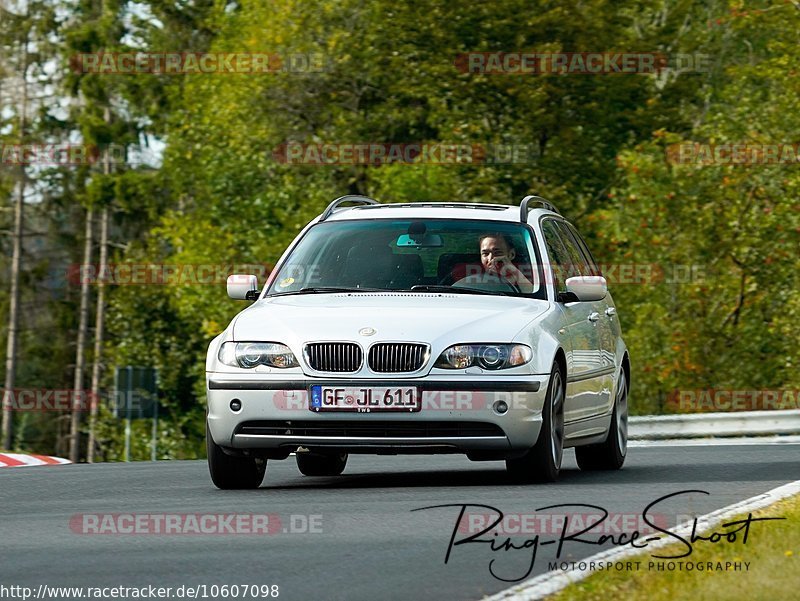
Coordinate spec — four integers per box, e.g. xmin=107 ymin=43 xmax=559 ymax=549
xmin=549 ymin=493 xmax=800 ymax=601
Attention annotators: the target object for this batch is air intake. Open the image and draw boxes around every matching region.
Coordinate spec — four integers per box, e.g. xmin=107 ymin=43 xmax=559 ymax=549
xmin=368 ymin=343 xmax=428 ymax=373
xmin=305 ymin=342 xmax=363 ymax=372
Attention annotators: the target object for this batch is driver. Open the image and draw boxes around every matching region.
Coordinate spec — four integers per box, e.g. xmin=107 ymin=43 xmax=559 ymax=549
xmin=479 ymin=233 xmax=534 ymax=293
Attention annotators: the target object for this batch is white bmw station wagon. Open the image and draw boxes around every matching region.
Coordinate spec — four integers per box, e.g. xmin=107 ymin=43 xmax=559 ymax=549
xmin=206 ymin=195 xmax=629 ymax=488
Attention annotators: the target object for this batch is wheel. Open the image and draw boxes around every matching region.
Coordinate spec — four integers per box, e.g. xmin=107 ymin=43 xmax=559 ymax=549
xmin=206 ymin=423 xmax=267 ymax=489
xmin=506 ymin=363 xmax=565 ymax=483
xmin=296 ymin=451 xmax=348 ymax=476
xmin=575 ymin=369 xmax=628 ymax=471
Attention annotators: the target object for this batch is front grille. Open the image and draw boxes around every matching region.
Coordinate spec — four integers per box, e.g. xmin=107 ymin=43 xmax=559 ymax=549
xmin=305 ymin=342 xmax=362 ymax=372
xmin=368 ymin=343 xmax=428 ymax=373
xmin=236 ymin=420 xmax=505 ymax=438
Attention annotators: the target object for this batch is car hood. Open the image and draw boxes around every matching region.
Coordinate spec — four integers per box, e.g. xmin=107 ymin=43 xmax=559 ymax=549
xmin=232 ymin=292 xmax=549 ymax=348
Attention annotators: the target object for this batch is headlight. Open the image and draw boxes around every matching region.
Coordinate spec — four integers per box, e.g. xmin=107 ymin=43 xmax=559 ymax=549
xmin=218 ymin=342 xmax=299 ymax=369
xmin=434 ymin=344 xmax=532 ymax=370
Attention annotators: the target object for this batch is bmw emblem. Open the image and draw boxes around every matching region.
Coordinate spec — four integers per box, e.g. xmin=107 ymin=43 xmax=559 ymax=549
xmin=359 ymin=327 xmax=377 ymax=336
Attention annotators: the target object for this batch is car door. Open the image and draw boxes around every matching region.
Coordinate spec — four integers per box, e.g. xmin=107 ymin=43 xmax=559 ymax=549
xmin=554 ymin=220 xmax=616 ymax=419
xmin=540 ymin=218 xmax=604 ymax=423
xmin=562 ymin=221 xmax=618 ymax=372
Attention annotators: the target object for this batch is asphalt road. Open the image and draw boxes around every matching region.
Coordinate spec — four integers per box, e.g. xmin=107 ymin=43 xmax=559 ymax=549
xmin=1 ymin=444 xmax=799 ymax=601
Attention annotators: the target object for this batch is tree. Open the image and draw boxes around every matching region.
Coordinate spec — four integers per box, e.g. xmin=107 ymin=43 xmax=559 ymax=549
xmin=601 ymin=1 xmax=800 ymax=412
xmin=1 ymin=0 xmax=58 ymax=449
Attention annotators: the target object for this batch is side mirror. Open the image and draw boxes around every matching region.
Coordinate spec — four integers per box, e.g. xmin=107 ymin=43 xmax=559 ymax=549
xmin=227 ymin=274 xmax=260 ymax=300
xmin=564 ymin=275 xmax=607 ymax=302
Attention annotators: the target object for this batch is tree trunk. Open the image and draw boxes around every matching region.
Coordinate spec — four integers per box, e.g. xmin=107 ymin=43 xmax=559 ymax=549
xmin=69 ymin=207 xmax=94 ymax=462
xmin=1 ymin=25 xmax=29 ymax=451
xmin=87 ymin=106 xmax=113 ymax=463
xmin=1 ymin=170 xmax=25 ymax=450
xmin=87 ymin=202 xmax=109 ymax=463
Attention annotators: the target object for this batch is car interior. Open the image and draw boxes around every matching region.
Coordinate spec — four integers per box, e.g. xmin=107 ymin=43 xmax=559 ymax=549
xmin=277 ymin=223 xmax=538 ymax=294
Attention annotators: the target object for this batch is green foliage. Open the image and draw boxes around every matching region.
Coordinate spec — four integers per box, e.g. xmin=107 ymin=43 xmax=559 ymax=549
xmin=4 ymin=0 xmax=800 ymax=459
xmin=601 ymin=2 xmax=800 ymax=412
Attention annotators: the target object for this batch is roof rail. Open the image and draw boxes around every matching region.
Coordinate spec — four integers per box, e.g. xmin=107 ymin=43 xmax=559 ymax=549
xmin=319 ymin=194 xmax=380 ymax=221
xmin=520 ymin=195 xmax=560 ymax=222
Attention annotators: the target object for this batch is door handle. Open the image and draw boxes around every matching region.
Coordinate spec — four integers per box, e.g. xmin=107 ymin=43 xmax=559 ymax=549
xmin=605 ymin=307 xmax=616 ymax=317
xmin=588 ymin=312 xmax=600 ymax=322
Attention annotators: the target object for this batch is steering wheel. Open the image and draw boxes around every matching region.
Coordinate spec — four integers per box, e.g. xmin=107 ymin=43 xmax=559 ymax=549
xmin=436 ymin=272 xmax=457 ymax=286
xmin=452 ymin=273 xmax=517 ymax=293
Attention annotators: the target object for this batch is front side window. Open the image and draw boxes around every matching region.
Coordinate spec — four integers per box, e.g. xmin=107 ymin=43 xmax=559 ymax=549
xmin=265 ymin=219 xmax=546 ymax=299
xmin=562 ymin=222 xmax=601 ymax=277
xmin=541 ymin=218 xmax=582 ymax=293
xmin=552 ymin=220 xmax=593 ymax=277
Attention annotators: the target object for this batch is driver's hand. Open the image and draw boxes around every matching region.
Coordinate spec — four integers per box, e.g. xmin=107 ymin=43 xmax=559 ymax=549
xmin=493 ymin=259 xmax=520 ymax=282
xmin=487 ymin=258 xmax=505 ymax=272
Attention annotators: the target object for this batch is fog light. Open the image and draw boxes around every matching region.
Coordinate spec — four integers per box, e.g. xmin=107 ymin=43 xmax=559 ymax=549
xmin=230 ymin=398 xmax=242 ymax=412
xmin=493 ymin=400 xmax=509 ymax=415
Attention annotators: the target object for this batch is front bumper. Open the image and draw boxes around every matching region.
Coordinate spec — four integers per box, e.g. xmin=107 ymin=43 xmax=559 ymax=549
xmin=206 ymin=375 xmax=549 ymax=454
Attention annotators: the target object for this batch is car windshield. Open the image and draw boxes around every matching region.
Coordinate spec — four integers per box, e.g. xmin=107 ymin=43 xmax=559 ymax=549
xmin=265 ymin=218 xmax=546 ymax=299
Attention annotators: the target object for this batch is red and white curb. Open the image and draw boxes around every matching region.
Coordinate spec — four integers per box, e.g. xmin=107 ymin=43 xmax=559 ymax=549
xmin=0 ymin=453 xmax=71 ymax=467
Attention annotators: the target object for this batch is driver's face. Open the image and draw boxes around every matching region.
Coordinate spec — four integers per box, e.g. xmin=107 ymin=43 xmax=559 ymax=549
xmin=480 ymin=237 xmax=515 ymax=271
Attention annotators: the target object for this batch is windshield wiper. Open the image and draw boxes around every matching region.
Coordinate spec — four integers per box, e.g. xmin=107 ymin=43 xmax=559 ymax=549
xmin=276 ymin=286 xmax=389 ymax=296
xmin=274 ymin=285 xmax=514 ymax=297
xmin=407 ymin=285 xmax=510 ymax=296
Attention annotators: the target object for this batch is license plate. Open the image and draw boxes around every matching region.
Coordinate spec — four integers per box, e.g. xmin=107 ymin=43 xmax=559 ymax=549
xmin=309 ymin=385 xmax=420 ymax=412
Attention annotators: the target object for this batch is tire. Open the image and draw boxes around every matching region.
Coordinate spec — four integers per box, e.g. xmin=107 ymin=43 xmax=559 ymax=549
xmin=206 ymin=423 xmax=267 ymax=489
xmin=506 ymin=363 xmax=565 ymax=483
xmin=296 ymin=452 xmax=348 ymax=476
xmin=575 ymin=369 xmax=628 ymax=471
